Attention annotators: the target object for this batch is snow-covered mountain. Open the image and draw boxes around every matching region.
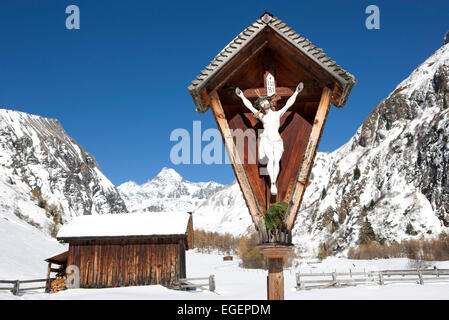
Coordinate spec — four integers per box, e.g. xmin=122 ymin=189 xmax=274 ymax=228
xmin=293 ymin=41 xmax=449 ymax=256
xmin=118 ymin=167 xmax=223 ymax=213
xmin=192 ymin=181 xmax=253 ymax=235
xmin=118 ymin=168 xmax=254 ymax=234
xmin=0 ymin=109 xmax=127 ymax=234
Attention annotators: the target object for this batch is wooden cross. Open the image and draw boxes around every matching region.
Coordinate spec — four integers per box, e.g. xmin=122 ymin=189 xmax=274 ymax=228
xmin=242 ymin=71 xmax=293 ymax=106
xmin=240 ymin=71 xmax=319 ymax=108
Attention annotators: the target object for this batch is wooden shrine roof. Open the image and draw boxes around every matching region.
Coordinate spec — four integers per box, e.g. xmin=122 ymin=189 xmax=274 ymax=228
xmin=188 ymin=12 xmax=356 ymax=112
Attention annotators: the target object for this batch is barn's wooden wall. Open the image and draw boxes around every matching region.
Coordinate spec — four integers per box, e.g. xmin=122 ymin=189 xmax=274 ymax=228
xmin=66 ymin=237 xmax=186 ymax=288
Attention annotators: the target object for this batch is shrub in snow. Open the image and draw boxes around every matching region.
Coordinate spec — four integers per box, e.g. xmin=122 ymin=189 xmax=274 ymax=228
xmin=238 ymin=232 xmax=266 ymax=269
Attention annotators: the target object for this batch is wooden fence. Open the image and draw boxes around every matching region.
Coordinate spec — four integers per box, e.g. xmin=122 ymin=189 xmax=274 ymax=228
xmin=172 ymin=275 xmax=216 ymax=292
xmin=296 ymin=268 xmax=449 ymax=290
xmin=0 ymin=278 xmax=53 ymax=296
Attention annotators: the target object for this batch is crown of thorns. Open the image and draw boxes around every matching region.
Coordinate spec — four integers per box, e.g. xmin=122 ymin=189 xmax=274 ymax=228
xmin=254 ymin=89 xmax=281 ymax=110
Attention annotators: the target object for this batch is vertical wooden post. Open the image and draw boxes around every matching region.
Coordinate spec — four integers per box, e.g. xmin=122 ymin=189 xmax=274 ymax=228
xmin=12 ymin=280 xmax=20 ymax=296
xmin=258 ymin=245 xmax=292 ymax=300
xmin=45 ymin=262 xmax=52 ymax=293
xmin=267 ymin=257 xmax=284 ymax=300
xmin=379 ymin=272 xmax=384 ymax=285
xmin=296 ymin=272 xmax=300 ymax=291
xmin=418 ymin=271 xmax=424 ymax=285
xmin=209 ymin=275 xmax=215 ymax=292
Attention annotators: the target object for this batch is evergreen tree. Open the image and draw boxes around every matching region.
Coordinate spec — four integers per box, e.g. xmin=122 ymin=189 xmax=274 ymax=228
xmin=321 ymin=188 xmax=327 ymax=199
xmin=353 ymin=165 xmax=361 ymax=180
xmin=406 ymin=222 xmax=418 ymax=236
xmin=359 ymin=218 xmax=376 ymax=244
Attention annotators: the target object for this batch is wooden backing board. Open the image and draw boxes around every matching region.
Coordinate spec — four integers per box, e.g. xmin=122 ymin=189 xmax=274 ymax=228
xmin=209 ymin=90 xmax=267 ymax=237
xmin=209 ymin=86 xmax=320 ymax=233
xmin=284 ymin=86 xmax=333 ymax=230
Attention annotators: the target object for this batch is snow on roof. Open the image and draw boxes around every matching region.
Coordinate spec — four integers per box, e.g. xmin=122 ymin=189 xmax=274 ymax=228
xmin=57 ymin=212 xmax=191 ymax=239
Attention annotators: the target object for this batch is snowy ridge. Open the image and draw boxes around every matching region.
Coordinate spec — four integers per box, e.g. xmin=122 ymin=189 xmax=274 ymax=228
xmin=389 ymin=43 xmax=449 ymax=99
xmin=192 ymin=181 xmax=253 ymax=235
xmin=0 ymin=108 xmax=127 ymax=234
xmin=293 ymin=42 xmax=449 ymax=257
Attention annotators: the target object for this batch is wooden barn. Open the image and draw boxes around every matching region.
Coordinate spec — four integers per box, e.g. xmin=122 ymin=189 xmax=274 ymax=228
xmin=50 ymin=212 xmax=193 ymax=289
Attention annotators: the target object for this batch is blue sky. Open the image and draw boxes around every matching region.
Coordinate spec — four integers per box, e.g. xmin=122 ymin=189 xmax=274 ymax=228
xmin=0 ymin=1 xmax=448 ymax=185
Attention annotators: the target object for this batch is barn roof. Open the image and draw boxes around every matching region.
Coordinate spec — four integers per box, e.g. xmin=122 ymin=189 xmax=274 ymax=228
xmin=45 ymin=250 xmax=69 ymax=265
xmin=57 ymin=212 xmax=192 ymax=240
xmin=188 ymin=12 xmax=356 ymax=111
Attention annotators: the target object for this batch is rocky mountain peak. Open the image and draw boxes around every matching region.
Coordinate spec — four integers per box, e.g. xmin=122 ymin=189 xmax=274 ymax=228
xmin=153 ymin=167 xmax=183 ymax=182
xmin=445 ymin=31 xmax=449 ymax=45
xmin=118 ymin=168 xmax=223 ymax=214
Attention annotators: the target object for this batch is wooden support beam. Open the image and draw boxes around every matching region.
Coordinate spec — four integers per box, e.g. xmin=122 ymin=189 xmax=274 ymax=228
xmin=258 ymin=245 xmax=293 ymax=300
xmin=200 ymin=88 xmax=211 ymax=110
xmin=284 ymin=86 xmax=332 ymax=231
xmin=209 ymin=90 xmax=267 ymax=237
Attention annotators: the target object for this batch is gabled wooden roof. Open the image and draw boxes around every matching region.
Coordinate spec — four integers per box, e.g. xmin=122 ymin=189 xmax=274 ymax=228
xmin=188 ymin=12 xmax=356 ymax=112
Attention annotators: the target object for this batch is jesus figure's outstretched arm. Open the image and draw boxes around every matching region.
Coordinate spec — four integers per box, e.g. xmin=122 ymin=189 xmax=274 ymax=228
xmin=235 ymin=88 xmax=261 ymax=118
xmin=278 ymin=82 xmax=304 ymax=117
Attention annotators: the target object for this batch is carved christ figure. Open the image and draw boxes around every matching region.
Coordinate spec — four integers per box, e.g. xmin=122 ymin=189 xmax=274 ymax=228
xmin=235 ymin=82 xmax=304 ymax=195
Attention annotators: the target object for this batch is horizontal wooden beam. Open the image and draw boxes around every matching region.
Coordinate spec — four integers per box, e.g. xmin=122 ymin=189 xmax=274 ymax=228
xmin=242 ymin=81 xmax=320 ymax=98
xmin=219 ymin=87 xmax=322 ymax=105
xmin=243 ymin=86 xmax=293 ymax=98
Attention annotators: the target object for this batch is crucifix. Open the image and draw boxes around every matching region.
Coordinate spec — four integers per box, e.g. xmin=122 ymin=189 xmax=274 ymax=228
xmin=189 ymin=11 xmax=356 ymax=300
xmin=235 ymin=72 xmax=304 ymax=196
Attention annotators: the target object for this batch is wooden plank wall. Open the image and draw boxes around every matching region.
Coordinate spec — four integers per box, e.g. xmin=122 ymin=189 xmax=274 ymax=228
xmin=67 ymin=238 xmax=186 ymax=288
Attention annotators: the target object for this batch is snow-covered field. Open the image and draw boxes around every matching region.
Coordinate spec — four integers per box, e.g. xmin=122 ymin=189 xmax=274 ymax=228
xmin=0 ymin=210 xmax=66 ymax=280
xmin=1 ymin=248 xmax=448 ymax=300
xmin=1 ymin=210 xmax=448 ymax=300
xmin=1 ymin=209 xmax=448 ymax=300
